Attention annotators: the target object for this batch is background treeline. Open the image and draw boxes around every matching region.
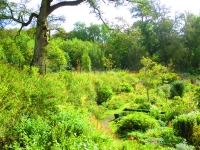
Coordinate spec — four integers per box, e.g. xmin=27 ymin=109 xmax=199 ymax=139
xmin=1 ymin=0 xmax=200 ymax=73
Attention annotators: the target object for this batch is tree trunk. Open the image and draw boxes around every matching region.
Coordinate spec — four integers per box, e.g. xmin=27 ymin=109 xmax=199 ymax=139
xmin=147 ymin=88 xmax=150 ymax=102
xmin=30 ymin=0 xmax=48 ymax=74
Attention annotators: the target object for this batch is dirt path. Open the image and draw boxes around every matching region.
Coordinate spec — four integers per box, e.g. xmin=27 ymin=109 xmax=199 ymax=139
xmin=100 ymin=115 xmax=115 ymax=134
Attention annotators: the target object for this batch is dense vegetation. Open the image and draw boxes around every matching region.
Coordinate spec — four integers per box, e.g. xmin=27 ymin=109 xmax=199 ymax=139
xmin=1 ymin=0 xmax=200 ymax=149
xmin=1 ymin=58 xmax=200 ymax=149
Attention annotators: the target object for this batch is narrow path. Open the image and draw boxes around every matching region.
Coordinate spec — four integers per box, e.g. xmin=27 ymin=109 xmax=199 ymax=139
xmin=100 ymin=115 xmax=115 ymax=134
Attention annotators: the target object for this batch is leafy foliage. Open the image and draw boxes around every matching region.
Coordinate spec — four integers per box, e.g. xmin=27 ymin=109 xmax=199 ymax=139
xmin=95 ymin=81 xmax=113 ymax=105
xmin=116 ymin=112 xmax=159 ymax=134
xmin=172 ymin=112 xmax=200 ymax=143
xmin=170 ymin=81 xmax=185 ymax=98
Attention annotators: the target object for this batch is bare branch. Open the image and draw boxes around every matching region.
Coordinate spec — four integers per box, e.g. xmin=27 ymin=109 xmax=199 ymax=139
xmin=47 ymin=0 xmax=85 ymax=16
xmin=6 ymin=3 xmax=39 ymax=26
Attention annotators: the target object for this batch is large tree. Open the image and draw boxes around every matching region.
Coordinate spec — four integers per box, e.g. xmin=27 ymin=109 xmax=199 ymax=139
xmin=2 ymin=0 xmax=126 ymax=73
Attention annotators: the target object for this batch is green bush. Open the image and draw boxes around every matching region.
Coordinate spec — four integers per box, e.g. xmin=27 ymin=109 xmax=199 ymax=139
xmin=176 ymin=140 xmax=194 ymax=150
xmin=149 ymin=108 xmax=161 ymax=120
xmin=191 ymin=125 xmax=200 ymax=148
xmin=170 ymin=81 xmax=185 ymax=98
xmin=116 ymin=83 xmax=134 ymax=93
xmin=194 ymin=87 xmax=200 ymax=108
xmin=196 ymin=115 xmax=200 ymax=125
xmin=134 ymin=95 xmax=147 ymax=104
xmin=95 ymin=81 xmax=113 ymax=105
xmin=126 ymin=127 xmax=184 ymax=147
xmin=172 ymin=112 xmax=199 ymax=143
xmin=116 ymin=112 xmax=159 ymax=134
xmin=137 ymin=103 xmax=151 ymax=110
xmin=104 ymin=97 xmax=125 ymax=110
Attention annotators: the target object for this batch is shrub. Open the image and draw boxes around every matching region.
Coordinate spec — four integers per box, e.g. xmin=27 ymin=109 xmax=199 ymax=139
xmin=172 ymin=112 xmax=200 ymax=143
xmin=160 ymin=84 xmax=171 ymax=99
xmin=193 ymin=87 xmax=200 ymax=108
xmin=95 ymin=81 xmax=113 ymax=105
xmin=196 ymin=115 xmax=200 ymax=125
xmin=116 ymin=112 xmax=159 ymax=134
xmin=149 ymin=108 xmax=161 ymax=120
xmin=191 ymin=125 xmax=200 ymax=148
xmin=176 ymin=140 xmax=194 ymax=150
xmin=137 ymin=103 xmax=151 ymax=110
xmin=145 ymin=127 xmax=184 ymax=147
xmin=104 ymin=97 xmax=124 ymax=110
xmin=170 ymin=81 xmax=185 ymax=98
xmin=134 ymin=95 xmax=147 ymax=104
xmin=116 ymin=83 xmax=134 ymax=93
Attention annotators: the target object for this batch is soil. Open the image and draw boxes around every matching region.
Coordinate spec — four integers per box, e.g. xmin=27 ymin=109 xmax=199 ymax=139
xmin=100 ymin=115 xmax=115 ymax=134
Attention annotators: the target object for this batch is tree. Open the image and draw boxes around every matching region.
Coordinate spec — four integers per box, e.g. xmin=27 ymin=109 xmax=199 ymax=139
xmin=139 ymin=57 xmax=168 ymax=102
xmin=2 ymin=0 xmax=126 ymax=74
xmin=0 ymin=0 xmax=10 ymax=29
xmin=181 ymin=12 xmax=200 ymax=71
xmin=81 ymin=52 xmax=91 ymax=71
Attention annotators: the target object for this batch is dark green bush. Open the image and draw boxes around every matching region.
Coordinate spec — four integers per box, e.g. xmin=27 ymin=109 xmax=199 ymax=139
xmin=172 ymin=113 xmax=197 ymax=143
xmin=116 ymin=112 xmax=159 ymax=134
xmin=170 ymin=81 xmax=185 ymax=98
xmin=191 ymin=125 xmax=200 ymax=149
xmin=95 ymin=81 xmax=113 ymax=105
xmin=137 ymin=103 xmax=151 ymax=110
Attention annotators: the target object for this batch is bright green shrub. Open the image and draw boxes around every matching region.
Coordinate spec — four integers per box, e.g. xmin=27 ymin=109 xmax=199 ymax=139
xmin=116 ymin=83 xmax=134 ymax=93
xmin=11 ymin=116 xmax=51 ymax=149
xmin=196 ymin=115 xmax=200 ymax=125
xmin=145 ymin=127 xmax=184 ymax=147
xmin=116 ymin=112 xmax=159 ymax=134
xmin=163 ymin=73 xmax=180 ymax=83
xmin=170 ymin=81 xmax=185 ymax=98
xmin=194 ymin=87 xmax=200 ymax=108
xmin=95 ymin=81 xmax=113 ymax=105
xmin=87 ymin=104 xmax=105 ymax=120
xmin=134 ymin=95 xmax=147 ymax=104
xmin=137 ymin=103 xmax=151 ymax=110
xmin=104 ymin=97 xmax=124 ymax=110
xmin=160 ymin=84 xmax=171 ymax=99
xmin=81 ymin=53 xmax=91 ymax=72
xmin=149 ymin=108 xmax=161 ymax=120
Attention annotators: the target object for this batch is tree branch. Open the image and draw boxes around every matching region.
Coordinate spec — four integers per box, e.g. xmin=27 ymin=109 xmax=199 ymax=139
xmin=5 ymin=3 xmax=39 ymax=35
xmin=6 ymin=3 xmax=39 ymax=26
xmin=47 ymin=0 xmax=85 ymax=16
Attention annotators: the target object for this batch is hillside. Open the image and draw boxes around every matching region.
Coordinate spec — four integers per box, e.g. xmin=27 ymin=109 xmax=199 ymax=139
xmin=1 ymin=60 xmax=200 ymax=149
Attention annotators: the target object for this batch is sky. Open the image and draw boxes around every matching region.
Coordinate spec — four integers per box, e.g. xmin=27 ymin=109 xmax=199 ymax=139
xmin=7 ymin=0 xmax=200 ymax=31
xmin=51 ymin=0 xmax=200 ymax=31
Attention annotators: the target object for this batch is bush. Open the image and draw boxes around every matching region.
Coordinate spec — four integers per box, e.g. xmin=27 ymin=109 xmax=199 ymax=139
xmin=104 ymin=97 xmax=125 ymax=110
xmin=191 ymin=125 xmax=200 ymax=148
xmin=176 ymin=140 xmax=194 ymax=150
xmin=129 ymin=127 xmax=184 ymax=147
xmin=95 ymin=81 xmax=113 ymax=105
xmin=170 ymin=81 xmax=185 ymax=98
xmin=116 ymin=83 xmax=134 ymax=93
xmin=137 ymin=103 xmax=151 ymax=110
xmin=134 ymin=95 xmax=147 ymax=104
xmin=172 ymin=112 xmax=200 ymax=143
xmin=116 ymin=112 xmax=159 ymax=134
xmin=194 ymin=87 xmax=200 ymax=108
xmin=149 ymin=108 xmax=161 ymax=120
